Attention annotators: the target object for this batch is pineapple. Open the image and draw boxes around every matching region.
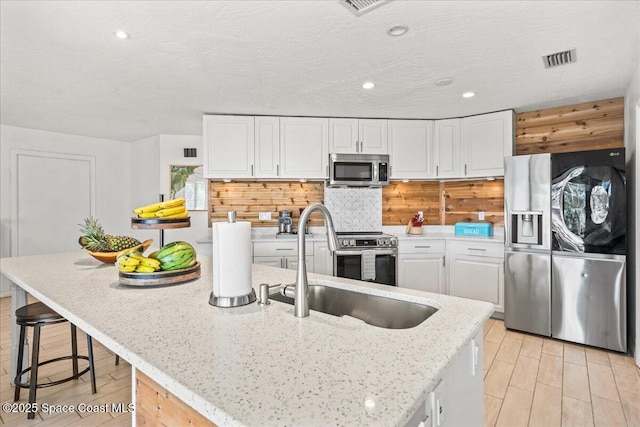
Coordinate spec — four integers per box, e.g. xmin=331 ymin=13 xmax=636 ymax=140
xmin=78 ymin=217 xmax=141 ymax=252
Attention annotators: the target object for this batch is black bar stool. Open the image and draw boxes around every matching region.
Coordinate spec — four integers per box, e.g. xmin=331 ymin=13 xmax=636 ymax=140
xmin=14 ymin=302 xmax=97 ymax=419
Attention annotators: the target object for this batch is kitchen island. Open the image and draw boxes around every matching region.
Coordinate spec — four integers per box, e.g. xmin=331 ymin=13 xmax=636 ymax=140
xmin=1 ymin=251 xmax=493 ymax=426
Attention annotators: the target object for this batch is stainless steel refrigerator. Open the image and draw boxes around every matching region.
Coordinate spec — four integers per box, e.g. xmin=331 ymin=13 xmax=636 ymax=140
xmin=504 ymin=148 xmax=626 ymax=352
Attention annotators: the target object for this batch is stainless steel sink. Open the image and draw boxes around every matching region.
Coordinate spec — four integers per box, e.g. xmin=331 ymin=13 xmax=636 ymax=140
xmin=270 ymin=284 xmax=438 ymax=329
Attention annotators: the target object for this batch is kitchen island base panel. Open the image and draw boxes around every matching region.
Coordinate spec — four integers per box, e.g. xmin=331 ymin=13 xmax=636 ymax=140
xmin=136 ymin=369 xmax=216 ymax=427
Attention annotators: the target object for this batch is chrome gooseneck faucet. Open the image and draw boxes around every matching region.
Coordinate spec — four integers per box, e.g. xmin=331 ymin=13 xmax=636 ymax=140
xmin=293 ymin=204 xmax=339 ymax=318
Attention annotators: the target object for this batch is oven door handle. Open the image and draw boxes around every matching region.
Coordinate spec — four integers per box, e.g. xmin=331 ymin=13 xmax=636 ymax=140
xmin=334 ymin=249 xmax=398 ymax=256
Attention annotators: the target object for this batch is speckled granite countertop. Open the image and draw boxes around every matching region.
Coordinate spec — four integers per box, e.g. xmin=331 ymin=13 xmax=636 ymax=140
xmin=1 ymin=252 xmax=493 ymax=427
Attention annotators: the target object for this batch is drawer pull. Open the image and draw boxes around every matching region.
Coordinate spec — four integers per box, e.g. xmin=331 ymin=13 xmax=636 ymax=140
xmin=414 ymin=245 xmax=431 ymax=249
xmin=276 ymin=248 xmax=294 ymax=251
xmin=468 ymin=248 xmax=486 ymax=252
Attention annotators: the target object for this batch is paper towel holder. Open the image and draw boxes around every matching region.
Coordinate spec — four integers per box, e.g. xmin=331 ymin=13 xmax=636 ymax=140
xmin=209 ymin=210 xmax=257 ymax=308
xmin=209 ymin=291 xmax=256 ymax=308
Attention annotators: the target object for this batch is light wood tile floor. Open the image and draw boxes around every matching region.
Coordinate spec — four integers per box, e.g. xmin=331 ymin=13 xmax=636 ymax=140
xmin=483 ymin=318 xmax=640 ymax=427
xmin=2 ymin=297 xmax=639 ymax=426
xmin=0 ymin=297 xmax=131 ymax=426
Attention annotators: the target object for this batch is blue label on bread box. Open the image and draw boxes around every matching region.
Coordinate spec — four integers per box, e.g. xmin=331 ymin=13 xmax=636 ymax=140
xmin=454 ymin=222 xmax=493 ymax=237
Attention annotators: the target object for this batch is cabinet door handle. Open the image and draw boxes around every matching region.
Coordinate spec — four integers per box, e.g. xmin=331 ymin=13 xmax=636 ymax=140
xmin=251 ymin=164 xmax=254 ymax=176
xmin=284 ymin=258 xmax=288 ymax=269
xmin=442 ymin=256 xmax=445 ymax=267
xmin=436 ymin=165 xmax=439 ymax=176
xmin=355 ymin=141 xmax=359 ymax=153
xmin=464 ymin=164 xmax=467 ymax=175
xmin=360 ymin=141 xmax=364 ymax=152
xmin=280 ymin=258 xmax=284 ymax=268
xmin=276 ymin=164 xmax=279 ymax=176
xmin=276 ymin=248 xmax=294 ymax=251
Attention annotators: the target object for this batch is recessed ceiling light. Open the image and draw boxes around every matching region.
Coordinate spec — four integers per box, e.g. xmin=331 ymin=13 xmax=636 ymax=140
xmin=462 ymin=92 xmax=476 ymax=98
xmin=362 ymin=81 xmax=375 ymax=89
xmin=387 ymin=25 xmax=408 ymax=36
xmin=114 ymin=30 xmax=130 ymax=39
xmin=436 ymin=78 xmax=453 ymax=86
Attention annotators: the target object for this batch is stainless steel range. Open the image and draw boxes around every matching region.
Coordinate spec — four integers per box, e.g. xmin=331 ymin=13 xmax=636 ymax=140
xmin=334 ymin=232 xmax=398 ymax=286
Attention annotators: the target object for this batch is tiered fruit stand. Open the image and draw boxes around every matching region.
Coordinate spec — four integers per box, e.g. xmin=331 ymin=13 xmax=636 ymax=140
xmin=118 ymin=195 xmax=201 ymax=287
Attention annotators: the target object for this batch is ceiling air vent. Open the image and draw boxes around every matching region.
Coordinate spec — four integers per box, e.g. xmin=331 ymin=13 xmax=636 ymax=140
xmin=543 ymin=49 xmax=577 ymax=69
xmin=341 ymin=0 xmax=392 ymax=16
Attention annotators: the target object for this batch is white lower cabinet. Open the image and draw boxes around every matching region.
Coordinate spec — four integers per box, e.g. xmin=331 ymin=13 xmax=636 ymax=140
xmin=313 ymin=241 xmax=333 ymax=276
xmin=407 ymin=329 xmax=483 ymax=427
xmin=253 ymin=241 xmax=313 ymax=271
xmin=398 ymin=240 xmax=446 ymax=295
xmin=447 ymin=241 xmax=504 ymax=314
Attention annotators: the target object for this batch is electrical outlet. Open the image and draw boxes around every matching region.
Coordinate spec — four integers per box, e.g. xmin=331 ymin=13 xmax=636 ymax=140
xmin=258 ymin=212 xmax=272 ymax=221
xmin=478 ymin=211 xmax=485 ymax=221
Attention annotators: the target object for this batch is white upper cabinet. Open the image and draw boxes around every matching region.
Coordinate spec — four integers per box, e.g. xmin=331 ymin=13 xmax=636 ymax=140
xmin=279 ymin=117 xmax=329 ymax=179
xmin=254 ymin=116 xmax=280 ymax=178
xmin=388 ymin=120 xmax=433 ymax=179
xmin=203 ymin=115 xmax=255 ymax=178
xmin=433 ymin=118 xmax=461 ymax=179
xmin=461 ymin=110 xmax=514 ymax=178
xmin=329 ymin=118 xmax=388 ymax=154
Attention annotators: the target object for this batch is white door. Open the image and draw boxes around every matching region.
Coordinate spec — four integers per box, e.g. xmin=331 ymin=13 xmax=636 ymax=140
xmin=284 ymin=255 xmax=313 ymax=271
xmin=461 ymin=110 xmax=513 ymax=178
xmin=450 ymin=255 xmax=504 ymax=313
xmin=434 ymin=119 xmax=461 ymax=178
xmin=329 ymin=118 xmax=358 ymax=154
xmin=255 ymin=117 xmax=280 ymax=178
xmin=359 ymin=119 xmax=388 ymax=154
xmin=388 ymin=120 xmax=433 ymax=179
xmin=279 ymin=117 xmax=329 ymax=179
xmin=203 ymin=115 xmax=255 ymax=178
xmin=12 ymin=150 xmax=95 ymax=256
xmin=398 ymin=254 xmax=445 ymax=294
xmin=312 ymin=241 xmax=333 ymax=275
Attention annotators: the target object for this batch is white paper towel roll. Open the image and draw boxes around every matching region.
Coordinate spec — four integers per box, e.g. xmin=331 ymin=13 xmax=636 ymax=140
xmin=212 ymin=221 xmax=252 ymax=298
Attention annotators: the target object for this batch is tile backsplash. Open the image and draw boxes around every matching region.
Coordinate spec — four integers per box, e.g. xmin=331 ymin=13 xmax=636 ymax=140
xmin=324 ymin=186 xmax=382 ymax=232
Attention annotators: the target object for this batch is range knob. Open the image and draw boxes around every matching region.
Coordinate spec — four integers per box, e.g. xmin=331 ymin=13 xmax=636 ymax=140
xmin=340 ymin=239 xmax=349 ymax=247
xmin=349 ymin=239 xmax=356 ymax=247
xmin=389 ymin=237 xmax=398 ymax=247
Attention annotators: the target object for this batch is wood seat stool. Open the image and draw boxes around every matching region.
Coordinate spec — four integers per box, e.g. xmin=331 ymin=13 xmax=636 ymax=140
xmin=14 ymin=302 xmax=97 ymax=419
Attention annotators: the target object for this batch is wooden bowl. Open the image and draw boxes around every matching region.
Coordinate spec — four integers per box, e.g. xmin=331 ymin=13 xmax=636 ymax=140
xmin=85 ymin=239 xmax=153 ymax=264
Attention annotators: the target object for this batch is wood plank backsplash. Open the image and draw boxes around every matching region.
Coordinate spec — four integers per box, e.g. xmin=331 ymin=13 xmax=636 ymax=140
xmin=208 ymin=98 xmax=621 ymax=228
xmin=381 ymin=180 xmax=505 ymax=226
xmin=208 ymin=181 xmax=325 ymax=227
xmin=442 ymin=180 xmax=504 ymax=225
xmin=382 ymin=182 xmax=441 ymax=226
xmin=515 ymin=97 xmax=624 ymax=154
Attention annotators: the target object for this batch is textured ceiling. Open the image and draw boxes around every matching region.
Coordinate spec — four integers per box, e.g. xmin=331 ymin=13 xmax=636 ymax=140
xmin=1 ymin=1 xmax=639 ymax=142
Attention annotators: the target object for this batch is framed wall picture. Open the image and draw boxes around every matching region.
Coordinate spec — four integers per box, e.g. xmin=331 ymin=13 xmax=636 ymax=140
xmin=169 ymin=165 xmax=206 ymax=210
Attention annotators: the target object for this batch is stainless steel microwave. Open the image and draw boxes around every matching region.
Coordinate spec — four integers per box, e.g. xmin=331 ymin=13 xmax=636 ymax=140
xmin=328 ymin=153 xmax=390 ymax=187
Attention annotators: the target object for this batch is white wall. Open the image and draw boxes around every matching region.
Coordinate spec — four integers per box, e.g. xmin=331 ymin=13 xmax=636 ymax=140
xmin=130 ymin=135 xmax=162 ymax=246
xmin=0 ymin=125 xmax=132 ymax=296
xmin=157 ymin=135 xmax=208 ymax=250
xmin=624 ymin=63 xmax=640 ymax=366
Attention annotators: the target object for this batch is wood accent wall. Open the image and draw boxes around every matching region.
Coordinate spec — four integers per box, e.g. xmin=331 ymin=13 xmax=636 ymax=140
xmin=382 ymin=182 xmax=441 ymax=226
xmin=208 ymin=181 xmax=325 ymax=227
xmin=382 ymin=180 xmax=505 ymax=226
xmin=443 ymin=180 xmax=504 ymax=225
xmin=136 ymin=370 xmax=216 ymax=426
xmin=516 ymin=97 xmax=624 ymax=154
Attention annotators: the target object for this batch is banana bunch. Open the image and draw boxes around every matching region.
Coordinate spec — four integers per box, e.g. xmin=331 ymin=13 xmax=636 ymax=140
xmin=133 ymin=198 xmax=188 ymax=219
xmin=117 ymin=250 xmax=161 ymax=273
